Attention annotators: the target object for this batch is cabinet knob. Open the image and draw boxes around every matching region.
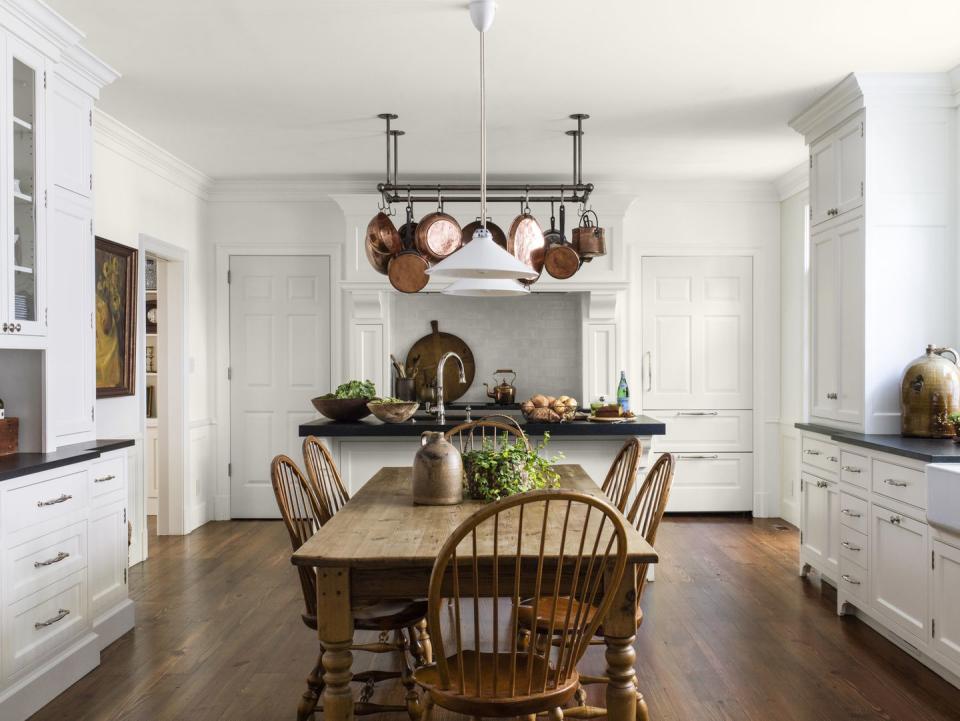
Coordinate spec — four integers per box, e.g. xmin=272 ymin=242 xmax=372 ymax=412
xmin=14 ymin=323 xmax=21 ymax=332
xmin=826 ymin=392 xmax=838 ymax=400
xmin=1 ymin=323 xmax=7 ymax=332
xmin=889 ymin=515 xmax=902 ymax=525
xmin=827 ymin=456 xmax=839 ymax=463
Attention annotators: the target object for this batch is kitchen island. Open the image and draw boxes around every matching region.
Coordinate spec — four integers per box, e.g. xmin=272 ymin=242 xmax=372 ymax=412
xmin=298 ymin=410 xmax=666 ymax=496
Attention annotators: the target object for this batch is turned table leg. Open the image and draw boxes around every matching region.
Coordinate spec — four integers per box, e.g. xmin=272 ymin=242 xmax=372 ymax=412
xmin=317 ymin=567 xmax=355 ymax=721
xmin=604 ymin=564 xmax=641 ymax=721
xmin=415 ymin=617 xmax=433 ymax=665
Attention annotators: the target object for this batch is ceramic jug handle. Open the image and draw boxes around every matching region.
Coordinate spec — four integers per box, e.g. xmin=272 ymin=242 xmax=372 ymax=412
xmin=420 ymin=432 xmax=430 ymax=447
xmin=935 ymin=347 xmax=960 ymax=365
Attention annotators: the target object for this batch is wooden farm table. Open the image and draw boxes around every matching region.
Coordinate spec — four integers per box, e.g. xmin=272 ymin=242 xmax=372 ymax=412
xmin=292 ymin=464 xmax=659 ymax=721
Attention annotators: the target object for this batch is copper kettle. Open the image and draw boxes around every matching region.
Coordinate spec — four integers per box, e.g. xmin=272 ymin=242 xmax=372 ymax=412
xmin=900 ymin=345 xmax=960 ymax=438
xmin=484 ymin=369 xmax=517 ymax=405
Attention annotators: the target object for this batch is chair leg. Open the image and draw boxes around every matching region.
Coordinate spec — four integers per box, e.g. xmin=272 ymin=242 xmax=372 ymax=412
xmin=297 ymin=650 xmax=324 ymax=721
xmin=422 ymin=691 xmax=434 ymax=721
xmin=395 ymin=629 xmax=422 ymax=721
xmin=518 ymin=628 xmax=531 ymax=652
xmin=548 ymin=708 xmax=564 ymax=721
xmin=636 ymin=690 xmax=649 ymax=721
xmin=407 ymin=624 xmax=425 ymax=667
xmin=415 ymin=617 xmax=433 ymax=665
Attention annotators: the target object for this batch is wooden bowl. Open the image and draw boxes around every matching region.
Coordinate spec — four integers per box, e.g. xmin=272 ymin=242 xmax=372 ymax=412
xmin=367 ymin=401 xmax=419 ymax=424
xmin=311 ymin=397 xmax=373 ymax=422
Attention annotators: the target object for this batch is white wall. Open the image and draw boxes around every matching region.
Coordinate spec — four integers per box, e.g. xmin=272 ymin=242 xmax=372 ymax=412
xmin=0 ymin=349 xmax=43 ymax=452
xmin=92 ymin=112 xmax=214 ymax=555
xmin=778 ymin=187 xmax=808 ymax=527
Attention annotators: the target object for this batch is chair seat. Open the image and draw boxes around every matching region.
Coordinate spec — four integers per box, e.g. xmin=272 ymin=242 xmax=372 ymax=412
xmin=302 ymin=599 xmax=427 ymax=632
xmin=414 ymin=651 xmax=579 ymax=717
xmin=517 ymin=597 xmax=643 ymax=636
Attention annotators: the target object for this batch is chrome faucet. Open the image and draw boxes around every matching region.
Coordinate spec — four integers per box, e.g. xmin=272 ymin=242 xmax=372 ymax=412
xmin=435 ymin=351 xmax=467 ymax=424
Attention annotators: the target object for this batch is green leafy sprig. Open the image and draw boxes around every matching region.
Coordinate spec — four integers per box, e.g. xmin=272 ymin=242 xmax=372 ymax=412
xmin=463 ymin=433 xmax=562 ymax=502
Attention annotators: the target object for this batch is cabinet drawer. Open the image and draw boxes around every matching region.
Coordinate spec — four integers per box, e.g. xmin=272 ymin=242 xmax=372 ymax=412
xmin=840 ymin=450 xmax=870 ymax=489
xmin=4 ymin=570 xmax=87 ymax=678
xmin=663 ymin=452 xmax=753 ymax=512
xmin=802 ymin=436 xmax=840 ymax=476
xmin=90 ymin=454 xmax=126 ymax=502
xmin=839 ymin=492 xmax=869 ymax=534
xmin=839 ymin=526 xmax=868 ymax=567
xmin=2 ymin=469 xmax=89 ymax=536
xmin=873 ymin=459 xmax=926 ymax=509
xmin=6 ymin=521 xmax=87 ymax=604
xmin=651 ymin=410 xmax=752 ymax=452
xmin=838 ymin=558 xmax=869 ymax=605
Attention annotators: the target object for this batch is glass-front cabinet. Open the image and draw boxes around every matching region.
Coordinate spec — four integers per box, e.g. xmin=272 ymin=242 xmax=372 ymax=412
xmin=2 ymin=34 xmax=46 ymax=339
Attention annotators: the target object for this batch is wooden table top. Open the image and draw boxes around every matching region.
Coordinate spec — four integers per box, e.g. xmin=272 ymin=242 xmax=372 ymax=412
xmin=292 ymin=464 xmax=658 ymax=569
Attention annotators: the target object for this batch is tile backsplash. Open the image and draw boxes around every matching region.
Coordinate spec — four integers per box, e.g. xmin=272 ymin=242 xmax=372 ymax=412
xmin=391 ymin=292 xmax=583 ymax=403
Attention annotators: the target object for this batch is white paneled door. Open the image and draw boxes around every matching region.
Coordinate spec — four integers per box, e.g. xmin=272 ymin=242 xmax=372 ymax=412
xmin=229 ymin=256 xmax=331 ymax=518
xmin=641 ymin=256 xmax=753 ymax=410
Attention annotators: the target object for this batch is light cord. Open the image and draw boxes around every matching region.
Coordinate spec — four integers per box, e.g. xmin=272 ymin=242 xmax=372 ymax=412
xmin=480 ymin=30 xmax=486 ymax=228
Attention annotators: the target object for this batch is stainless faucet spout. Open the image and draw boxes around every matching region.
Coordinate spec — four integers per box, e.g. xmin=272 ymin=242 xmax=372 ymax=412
xmin=435 ymin=351 xmax=466 ymax=424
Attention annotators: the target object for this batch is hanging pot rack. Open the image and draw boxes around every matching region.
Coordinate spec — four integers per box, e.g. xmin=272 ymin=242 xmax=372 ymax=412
xmin=374 ymin=112 xmax=594 ymax=207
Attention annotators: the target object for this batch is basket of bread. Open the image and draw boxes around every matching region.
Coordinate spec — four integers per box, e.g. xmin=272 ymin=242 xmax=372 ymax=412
xmin=519 ymin=394 xmax=579 ymax=423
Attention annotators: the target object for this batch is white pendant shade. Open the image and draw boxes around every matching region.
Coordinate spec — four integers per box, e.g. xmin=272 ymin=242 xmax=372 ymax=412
xmin=426 ymin=228 xmax=539 ymax=281
xmin=443 ymin=277 xmax=530 ymax=297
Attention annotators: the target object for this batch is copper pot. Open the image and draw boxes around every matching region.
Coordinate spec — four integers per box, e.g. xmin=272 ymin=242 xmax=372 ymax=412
xmin=388 ymin=207 xmax=429 ymax=294
xmin=507 ymin=210 xmax=545 ymax=285
xmin=365 ymin=212 xmax=401 ymax=275
xmin=415 ymin=202 xmax=462 ymax=261
xmin=462 ymin=219 xmax=507 ymax=248
xmin=900 ymin=345 xmax=960 ymax=438
xmin=544 ymin=203 xmax=580 ymax=279
xmin=572 ymin=209 xmax=606 ymax=261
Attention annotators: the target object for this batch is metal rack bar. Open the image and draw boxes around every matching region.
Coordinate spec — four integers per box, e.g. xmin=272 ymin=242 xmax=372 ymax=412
xmin=379 ymin=194 xmax=589 ymax=204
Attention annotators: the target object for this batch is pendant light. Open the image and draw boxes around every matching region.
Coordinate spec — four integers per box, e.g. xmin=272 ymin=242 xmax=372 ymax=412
xmin=428 ymin=0 xmax=539 ymax=287
xmin=444 ymin=277 xmax=530 ymax=297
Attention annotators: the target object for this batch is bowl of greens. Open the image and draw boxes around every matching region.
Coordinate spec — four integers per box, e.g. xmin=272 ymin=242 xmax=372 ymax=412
xmin=367 ymin=397 xmax=419 ymax=424
xmin=312 ymin=380 xmax=377 ymax=421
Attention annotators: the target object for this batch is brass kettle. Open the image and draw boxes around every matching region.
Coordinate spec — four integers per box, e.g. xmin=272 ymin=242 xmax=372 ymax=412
xmin=484 ymin=369 xmax=517 ymax=405
xmin=900 ymin=345 xmax=960 ymax=438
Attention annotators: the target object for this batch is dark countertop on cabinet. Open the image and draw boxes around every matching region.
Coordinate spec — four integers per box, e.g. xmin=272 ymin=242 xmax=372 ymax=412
xmin=795 ymin=423 xmax=960 ymax=463
xmin=0 ymin=438 xmax=135 ymax=483
xmin=300 ymin=414 xmax=667 ymax=438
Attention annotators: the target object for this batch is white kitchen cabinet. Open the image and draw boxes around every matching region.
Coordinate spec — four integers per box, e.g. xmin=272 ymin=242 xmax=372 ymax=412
xmin=931 ymin=539 xmax=960 ymax=671
xmin=88 ymin=498 xmax=127 ymax=619
xmin=810 ymin=217 xmax=864 ymax=426
xmin=47 ymin=77 xmax=91 ymax=198
xmin=871 ymin=504 xmax=929 ymax=644
xmin=663 ymin=452 xmax=753 ymax=513
xmin=2 ymin=34 xmax=47 ymax=342
xmin=800 ymin=471 xmax=839 ymax=580
xmin=810 ymin=113 xmax=864 ymax=227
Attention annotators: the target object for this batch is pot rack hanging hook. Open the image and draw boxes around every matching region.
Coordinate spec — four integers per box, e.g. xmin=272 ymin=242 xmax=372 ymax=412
xmin=523 ymin=186 xmax=531 ymax=215
xmin=436 ymin=185 xmax=444 ymax=213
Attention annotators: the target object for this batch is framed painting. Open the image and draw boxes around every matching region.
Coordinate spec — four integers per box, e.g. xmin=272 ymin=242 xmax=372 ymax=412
xmin=95 ymin=237 xmax=138 ymax=398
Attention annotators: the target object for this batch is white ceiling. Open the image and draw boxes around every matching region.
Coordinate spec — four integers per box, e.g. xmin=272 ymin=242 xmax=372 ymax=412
xmin=46 ymin=0 xmax=960 ymax=182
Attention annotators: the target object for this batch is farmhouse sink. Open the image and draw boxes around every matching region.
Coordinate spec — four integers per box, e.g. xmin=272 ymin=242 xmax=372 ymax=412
xmin=927 ymin=463 xmax=960 ymax=535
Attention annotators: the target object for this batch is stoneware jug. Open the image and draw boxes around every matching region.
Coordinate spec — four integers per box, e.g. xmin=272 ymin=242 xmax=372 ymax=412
xmin=900 ymin=345 xmax=960 ymax=438
xmin=412 ymin=431 xmax=463 ymax=505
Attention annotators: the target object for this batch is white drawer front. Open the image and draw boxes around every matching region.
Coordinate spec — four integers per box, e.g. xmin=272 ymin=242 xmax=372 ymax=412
xmin=663 ymin=452 xmax=753 ymax=512
xmin=651 ymin=410 xmax=752 ymax=452
xmin=90 ymin=454 xmax=126 ymax=502
xmin=2 ymin=469 xmax=89 ymax=536
xmin=839 ymin=492 xmax=869 ymax=534
xmin=802 ymin=436 xmax=840 ymax=476
xmin=873 ymin=459 xmax=926 ymax=509
xmin=838 ymin=558 xmax=869 ymax=605
xmin=6 ymin=521 xmax=87 ymax=604
xmin=839 ymin=525 xmax=869 ymax=567
xmin=4 ymin=570 xmax=87 ymax=678
xmin=839 ymin=450 xmax=870 ymax=490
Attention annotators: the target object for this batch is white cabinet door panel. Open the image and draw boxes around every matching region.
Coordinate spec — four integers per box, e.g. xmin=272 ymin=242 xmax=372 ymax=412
xmin=811 ymin=229 xmax=839 ymax=419
xmin=810 ymin=135 xmax=836 ymax=226
xmin=89 ymin=498 xmax=127 ymax=618
xmin=662 ymin=452 xmax=753 ymax=512
xmin=835 ymin=220 xmax=864 ymax=424
xmin=835 ymin=115 xmax=865 ymax=217
xmin=642 ymin=257 xmax=752 ymax=410
xmin=871 ymin=505 xmax=929 ymax=643
xmin=931 ymin=540 xmax=960 ymax=671
xmin=650 ymin=410 xmax=752 ymax=452
xmin=229 ymin=256 xmax=332 ymax=518
xmin=801 ymin=473 xmax=839 ymax=576
xmin=48 ymin=75 xmax=91 ymax=198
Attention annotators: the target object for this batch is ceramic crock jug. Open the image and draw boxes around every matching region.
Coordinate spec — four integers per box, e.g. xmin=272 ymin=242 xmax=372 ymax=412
xmin=412 ymin=431 xmax=463 ymax=505
xmin=900 ymin=345 xmax=960 ymax=438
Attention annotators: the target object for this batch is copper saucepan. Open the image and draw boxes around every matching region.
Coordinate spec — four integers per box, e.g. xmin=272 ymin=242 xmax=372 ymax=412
xmin=544 ymin=202 xmax=580 ymax=280
xmin=415 ymin=194 xmax=462 ymax=261
xmin=388 ymin=205 xmax=430 ymax=293
xmin=365 ymin=211 xmax=401 ymax=275
xmin=508 ymin=200 xmax=545 ymax=285
xmin=572 ymin=208 xmax=606 ymax=261
xmin=462 ymin=218 xmax=508 ymax=248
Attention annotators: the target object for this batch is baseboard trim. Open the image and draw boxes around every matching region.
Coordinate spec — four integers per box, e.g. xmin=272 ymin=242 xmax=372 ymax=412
xmin=92 ymin=599 xmax=135 ymax=651
xmin=0 ymin=632 xmax=99 ymax=721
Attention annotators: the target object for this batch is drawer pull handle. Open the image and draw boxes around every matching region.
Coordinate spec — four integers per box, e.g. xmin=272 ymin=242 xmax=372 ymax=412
xmin=841 ymin=465 xmax=861 ymax=473
xmin=883 ymin=478 xmax=909 ymax=488
xmin=34 ymin=551 xmax=70 ymax=568
xmin=827 ymin=456 xmax=839 ymax=462
xmin=679 ymin=454 xmax=719 ymax=460
xmin=94 ymin=474 xmax=116 ymax=483
xmin=803 ymin=449 xmax=822 ymax=456
xmin=816 ymin=481 xmax=829 ymax=489
xmin=34 ymin=609 xmax=70 ymax=629
xmin=826 ymin=392 xmax=838 ymax=400
xmin=841 ymin=509 xmax=862 ymax=518
xmin=841 ymin=541 xmax=861 ymax=552
xmin=37 ymin=494 xmax=72 ymax=507
xmin=841 ymin=574 xmax=861 ymax=585
xmin=889 ymin=515 xmax=902 ymax=525
xmin=676 ymin=411 xmax=719 ymax=416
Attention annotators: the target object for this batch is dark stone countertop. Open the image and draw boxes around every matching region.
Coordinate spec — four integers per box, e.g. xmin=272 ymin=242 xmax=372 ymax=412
xmin=300 ymin=414 xmax=666 ymax=438
xmin=795 ymin=423 xmax=960 ymax=463
xmin=0 ymin=438 xmax=135 ymax=483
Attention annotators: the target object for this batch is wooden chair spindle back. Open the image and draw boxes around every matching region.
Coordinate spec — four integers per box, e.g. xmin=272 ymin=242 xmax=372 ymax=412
xmin=302 ymin=435 xmax=350 ymax=524
xmin=626 ymin=452 xmax=675 ymax=599
xmin=600 ymin=437 xmax=643 ymax=512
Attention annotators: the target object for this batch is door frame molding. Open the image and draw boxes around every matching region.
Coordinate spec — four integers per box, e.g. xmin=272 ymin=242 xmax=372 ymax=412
xmin=631 ymin=244 xmax=776 ymax=517
xmin=214 ymin=243 xmax=342 ymax=520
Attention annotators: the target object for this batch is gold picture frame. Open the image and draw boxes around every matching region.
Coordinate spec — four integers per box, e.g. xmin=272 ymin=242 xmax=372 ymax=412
xmin=95 ymin=236 xmax=138 ymax=397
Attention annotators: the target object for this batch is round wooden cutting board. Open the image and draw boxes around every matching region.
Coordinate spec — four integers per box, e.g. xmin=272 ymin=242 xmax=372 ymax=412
xmin=405 ymin=320 xmax=475 ymax=403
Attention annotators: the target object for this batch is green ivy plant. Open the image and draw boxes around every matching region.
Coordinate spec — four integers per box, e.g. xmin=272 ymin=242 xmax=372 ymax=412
xmin=949 ymin=412 xmax=960 ymax=434
xmin=463 ymin=433 xmax=562 ymax=502
xmin=320 ymin=380 xmax=377 ymax=400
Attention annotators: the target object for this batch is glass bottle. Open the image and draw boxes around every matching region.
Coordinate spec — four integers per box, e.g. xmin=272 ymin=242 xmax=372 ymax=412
xmin=617 ymin=371 xmax=630 ymax=414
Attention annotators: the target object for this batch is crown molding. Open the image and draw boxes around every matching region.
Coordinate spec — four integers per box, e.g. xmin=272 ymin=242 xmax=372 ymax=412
xmin=58 ymin=43 xmax=120 ymax=98
xmin=773 ymin=163 xmax=808 ymax=201
xmin=94 ymin=111 xmax=212 ymax=200
xmin=0 ymin=0 xmax=82 ymax=58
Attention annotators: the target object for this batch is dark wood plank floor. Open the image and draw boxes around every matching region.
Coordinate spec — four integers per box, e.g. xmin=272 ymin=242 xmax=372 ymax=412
xmin=29 ymin=515 xmax=960 ymax=721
